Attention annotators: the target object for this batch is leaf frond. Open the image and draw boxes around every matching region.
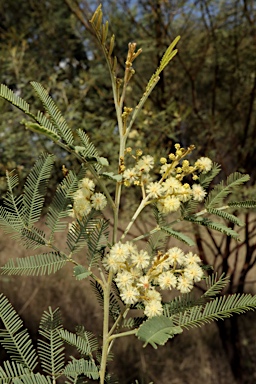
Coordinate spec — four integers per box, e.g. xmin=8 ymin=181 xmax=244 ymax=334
xmin=38 ymin=307 xmax=65 ymax=377
xmin=1 ymin=252 xmax=66 ymax=276
xmin=203 ymin=273 xmax=230 ymax=298
xmin=205 ymin=172 xmax=250 ymax=209
xmin=63 ymin=358 xmax=99 ymax=381
xmin=59 ymin=328 xmax=98 ymax=357
xmin=172 ymin=294 xmax=256 ymax=329
xmin=207 ymin=207 xmax=244 ymax=226
xmin=0 ymin=84 xmax=30 ymax=114
xmin=30 ymin=82 xmax=74 ymax=145
xmin=198 ymin=163 xmax=221 ymax=188
xmin=46 ymin=171 xmax=78 ymax=240
xmin=23 ymin=153 xmax=54 ymax=227
xmin=160 ymin=226 xmax=195 ymax=246
xmin=0 ymin=294 xmax=38 ymax=370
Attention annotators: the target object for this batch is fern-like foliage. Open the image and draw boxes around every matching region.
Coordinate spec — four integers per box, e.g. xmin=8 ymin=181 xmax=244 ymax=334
xmin=90 ymin=281 xmax=120 ymax=321
xmin=1 ymin=252 xmax=67 ymax=276
xmin=63 ymin=358 xmax=99 ymax=381
xmin=207 ymin=207 xmax=244 ymax=226
xmin=172 ymin=294 xmax=256 ymax=329
xmin=59 ymin=327 xmax=98 ymax=358
xmin=203 ymin=273 xmax=230 ymax=298
xmin=23 ymin=153 xmax=54 ymax=227
xmin=0 ymin=361 xmax=31 ymax=384
xmin=183 ymin=215 xmax=239 ymax=239
xmin=198 ymin=162 xmax=221 ymax=188
xmin=163 ymin=294 xmax=205 ymax=317
xmin=76 ymin=129 xmax=103 ymax=173
xmin=11 ymin=373 xmax=52 ymax=384
xmin=87 ymin=217 xmax=109 ymax=268
xmin=205 ymin=172 xmax=250 ymax=209
xmin=0 ymin=294 xmax=38 ymax=371
xmin=38 ymin=308 xmax=65 ymax=378
xmin=46 ymin=171 xmax=78 ymax=240
xmin=228 ymin=200 xmax=256 ymax=209
xmin=160 ymin=226 xmax=195 ymax=246
xmin=0 ymin=84 xmax=31 ymax=116
xmin=30 ymin=82 xmax=74 ymax=146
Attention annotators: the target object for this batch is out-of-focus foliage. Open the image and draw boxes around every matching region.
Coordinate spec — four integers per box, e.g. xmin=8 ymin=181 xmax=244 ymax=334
xmin=1 ymin=0 xmax=255 ymax=196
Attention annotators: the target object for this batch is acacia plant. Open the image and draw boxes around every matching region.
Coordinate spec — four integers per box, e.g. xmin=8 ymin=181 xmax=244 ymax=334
xmin=0 ymin=5 xmax=256 ymax=384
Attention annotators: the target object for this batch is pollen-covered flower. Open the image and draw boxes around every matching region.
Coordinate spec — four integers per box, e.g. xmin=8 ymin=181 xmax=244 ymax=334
xmin=157 ymin=196 xmax=181 ymax=214
xmin=115 ymin=271 xmax=134 ymax=289
xmin=120 ymin=285 xmax=140 ymax=304
xmin=79 ymin=177 xmax=95 ymax=192
xmin=192 ymin=184 xmax=206 ymax=201
xmin=73 ymin=195 xmax=92 ymax=217
xmin=90 ymin=192 xmax=107 ymax=210
xmin=162 ymin=177 xmax=182 ymax=194
xmin=195 ymin=157 xmax=213 ymax=173
xmin=184 ymin=264 xmax=204 ymax=282
xmin=157 ymin=271 xmax=177 ymax=290
xmin=102 ymin=254 xmax=124 ymax=273
xmin=131 ymin=250 xmax=150 ymax=269
xmin=123 ymin=168 xmax=138 ymax=183
xmin=177 ymin=275 xmax=193 ymax=293
xmin=109 ymin=242 xmax=130 ymax=262
xmin=144 ymin=300 xmax=163 ymax=318
xmin=146 ymin=182 xmax=163 ymax=198
xmin=136 ymin=155 xmax=154 ymax=173
xmin=184 ymin=252 xmax=201 ymax=265
xmin=167 ymin=247 xmax=185 ymax=266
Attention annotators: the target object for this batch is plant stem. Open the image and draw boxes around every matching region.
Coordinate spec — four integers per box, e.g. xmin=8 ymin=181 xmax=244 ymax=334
xmin=99 ymin=271 xmax=113 ymax=384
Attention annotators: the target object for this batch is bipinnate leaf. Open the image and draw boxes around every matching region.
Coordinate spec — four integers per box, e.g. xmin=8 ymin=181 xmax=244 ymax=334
xmin=0 ymin=294 xmax=38 ymax=371
xmin=63 ymin=358 xmax=99 ymax=380
xmin=23 ymin=153 xmax=54 ymax=227
xmin=0 ymin=361 xmax=31 ymax=384
xmin=1 ymin=252 xmax=67 ymax=276
xmin=38 ymin=308 xmax=65 ymax=377
xmin=30 ymin=82 xmax=74 ymax=145
xmin=161 ymin=226 xmax=195 ymax=246
xmin=136 ymin=315 xmax=183 ymax=349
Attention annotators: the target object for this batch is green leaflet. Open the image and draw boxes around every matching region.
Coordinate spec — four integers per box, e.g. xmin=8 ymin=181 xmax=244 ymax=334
xmin=46 ymin=170 xmax=78 ymax=240
xmin=63 ymin=358 xmax=99 ymax=381
xmin=0 ymin=361 xmax=31 ymax=384
xmin=38 ymin=308 xmax=65 ymax=377
xmin=22 ymin=121 xmax=60 ymax=142
xmin=23 ymin=153 xmax=55 ymax=227
xmin=59 ymin=328 xmax=98 ymax=357
xmin=173 ymin=294 xmax=256 ymax=329
xmin=207 ymin=207 xmax=244 ymax=226
xmin=73 ymin=265 xmax=92 ymax=280
xmin=30 ymin=82 xmax=74 ymax=146
xmin=203 ymin=273 xmax=230 ymax=298
xmin=161 ymin=226 xmax=195 ymax=246
xmin=136 ymin=315 xmax=183 ymax=348
xmin=0 ymin=84 xmax=30 ymax=114
xmin=0 ymin=294 xmax=38 ymax=371
xmin=184 ymin=215 xmax=239 ymax=239
xmin=1 ymin=252 xmax=67 ymax=276
xmin=205 ymin=172 xmax=250 ymax=209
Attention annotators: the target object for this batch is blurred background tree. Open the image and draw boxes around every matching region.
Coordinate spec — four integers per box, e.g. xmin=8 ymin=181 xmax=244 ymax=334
xmin=1 ymin=0 xmax=256 ymax=382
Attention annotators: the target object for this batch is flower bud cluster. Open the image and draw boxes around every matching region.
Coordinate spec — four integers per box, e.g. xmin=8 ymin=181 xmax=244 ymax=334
xmin=122 ymin=144 xmax=213 ymax=213
xmin=70 ymin=177 xmax=107 ymax=219
xmin=103 ymin=241 xmax=204 ymax=318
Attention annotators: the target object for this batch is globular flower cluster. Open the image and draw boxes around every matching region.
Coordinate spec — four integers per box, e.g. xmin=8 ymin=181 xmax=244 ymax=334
xmin=71 ymin=177 xmax=107 ymax=219
xmin=103 ymin=241 xmax=204 ymax=318
xmin=122 ymin=144 xmax=213 ymax=213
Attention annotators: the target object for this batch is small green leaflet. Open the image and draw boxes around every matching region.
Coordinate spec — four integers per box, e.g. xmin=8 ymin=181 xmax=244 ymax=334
xmin=161 ymin=226 xmax=195 ymax=246
xmin=101 ymin=172 xmax=122 ymax=182
xmin=136 ymin=315 xmax=183 ymax=348
xmin=73 ymin=265 xmax=92 ymax=281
